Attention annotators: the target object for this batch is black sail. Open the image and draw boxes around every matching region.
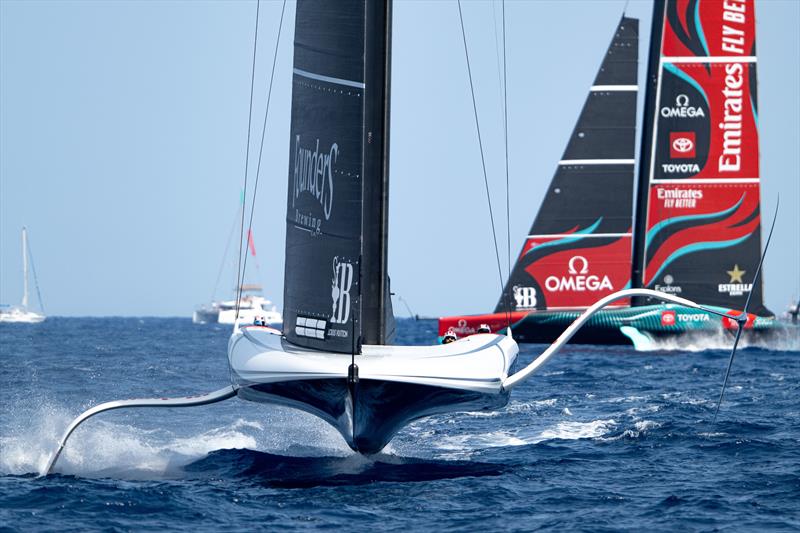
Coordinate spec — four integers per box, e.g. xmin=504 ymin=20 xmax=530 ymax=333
xmin=284 ymin=0 xmax=393 ymax=353
xmin=496 ymin=17 xmax=639 ymax=313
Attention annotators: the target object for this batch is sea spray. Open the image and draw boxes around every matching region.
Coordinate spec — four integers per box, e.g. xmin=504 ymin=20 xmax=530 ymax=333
xmin=0 ymin=403 xmax=260 ymax=477
xmin=635 ymin=327 xmax=800 ymax=352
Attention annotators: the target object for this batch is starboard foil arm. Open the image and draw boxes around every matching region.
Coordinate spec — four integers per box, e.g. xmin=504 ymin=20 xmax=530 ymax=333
xmin=42 ymin=385 xmax=239 ymax=476
xmin=502 ymin=289 xmax=741 ymax=390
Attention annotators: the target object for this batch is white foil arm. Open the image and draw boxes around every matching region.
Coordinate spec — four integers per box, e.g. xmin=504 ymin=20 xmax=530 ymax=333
xmin=503 ymin=289 xmax=738 ymax=391
xmin=43 ymin=385 xmax=239 ymax=476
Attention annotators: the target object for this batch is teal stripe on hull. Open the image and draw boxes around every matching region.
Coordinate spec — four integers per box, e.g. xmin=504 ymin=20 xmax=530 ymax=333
xmin=512 ymin=305 xmax=779 ymax=341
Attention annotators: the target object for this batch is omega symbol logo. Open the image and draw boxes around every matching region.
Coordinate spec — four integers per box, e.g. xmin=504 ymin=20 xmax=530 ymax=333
xmin=545 ymin=255 xmax=613 ymax=292
xmin=660 ymin=94 xmax=705 ymax=119
xmin=568 ymin=256 xmax=589 ymax=275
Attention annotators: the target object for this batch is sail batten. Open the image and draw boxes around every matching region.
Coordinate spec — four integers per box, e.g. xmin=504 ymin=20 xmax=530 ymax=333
xmin=292 ymin=68 xmax=366 ymax=88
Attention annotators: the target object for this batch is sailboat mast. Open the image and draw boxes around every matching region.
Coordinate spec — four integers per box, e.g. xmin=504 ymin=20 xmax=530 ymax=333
xmin=360 ymin=0 xmax=393 ymax=346
xmin=21 ymin=227 xmax=29 ymax=309
xmin=630 ymin=0 xmax=666 ymax=305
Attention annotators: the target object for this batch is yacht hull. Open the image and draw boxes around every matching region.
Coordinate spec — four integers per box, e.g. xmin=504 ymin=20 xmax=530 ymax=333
xmin=192 ymin=309 xmax=219 ymax=324
xmin=238 ymin=377 xmax=508 ymax=453
xmin=229 ymin=327 xmax=517 ymax=453
xmin=0 ymin=309 xmax=45 ymax=323
xmin=440 ymin=305 xmax=788 ymax=346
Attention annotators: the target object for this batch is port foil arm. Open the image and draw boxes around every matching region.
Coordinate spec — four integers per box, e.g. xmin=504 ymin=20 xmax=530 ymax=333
xmin=42 ymin=384 xmax=239 ymax=476
xmin=502 ymin=289 xmax=734 ymax=391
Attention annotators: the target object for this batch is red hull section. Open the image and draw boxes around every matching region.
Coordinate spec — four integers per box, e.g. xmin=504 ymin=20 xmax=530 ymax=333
xmin=438 ymin=312 xmax=529 ymax=339
xmin=438 ymin=306 xmax=777 ymax=346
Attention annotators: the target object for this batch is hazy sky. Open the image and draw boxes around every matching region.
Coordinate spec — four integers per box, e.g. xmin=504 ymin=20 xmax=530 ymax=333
xmin=1 ymin=0 xmax=798 ymax=317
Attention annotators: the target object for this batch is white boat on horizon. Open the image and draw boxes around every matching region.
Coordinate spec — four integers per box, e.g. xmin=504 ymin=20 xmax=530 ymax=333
xmin=193 ymin=283 xmax=282 ymax=327
xmin=192 ymin=207 xmax=282 ymax=327
xmin=0 ymin=227 xmax=45 ymax=324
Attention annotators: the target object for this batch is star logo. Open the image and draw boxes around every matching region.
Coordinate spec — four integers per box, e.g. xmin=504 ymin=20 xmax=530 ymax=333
xmin=727 ymin=264 xmax=746 ymax=284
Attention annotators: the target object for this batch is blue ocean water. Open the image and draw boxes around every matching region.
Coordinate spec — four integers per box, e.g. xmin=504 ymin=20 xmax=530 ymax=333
xmin=1 ymin=318 xmax=798 ymax=531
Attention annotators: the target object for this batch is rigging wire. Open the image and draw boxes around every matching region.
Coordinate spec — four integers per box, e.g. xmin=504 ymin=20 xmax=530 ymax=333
xmin=491 ymin=0 xmax=513 ymax=333
xmin=490 ymin=3 xmax=505 ymax=119
xmin=393 ymin=293 xmax=417 ymax=320
xmin=211 ymin=199 xmax=244 ymax=302
xmin=501 ymin=0 xmax=512 ymax=334
xmin=234 ymin=0 xmax=262 ymax=322
xmin=457 ymin=0 xmax=506 ymax=325
xmin=239 ymin=0 xmax=287 ymax=311
xmin=26 ymin=234 xmax=45 ymax=314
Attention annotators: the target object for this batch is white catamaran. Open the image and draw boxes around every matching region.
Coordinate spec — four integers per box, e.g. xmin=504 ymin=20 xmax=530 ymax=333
xmin=0 ymin=227 xmax=45 ymax=324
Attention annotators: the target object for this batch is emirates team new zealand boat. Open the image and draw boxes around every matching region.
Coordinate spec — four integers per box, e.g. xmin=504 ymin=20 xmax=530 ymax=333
xmin=43 ymin=0 xmax=771 ymax=475
xmin=441 ymin=0 xmax=785 ymax=347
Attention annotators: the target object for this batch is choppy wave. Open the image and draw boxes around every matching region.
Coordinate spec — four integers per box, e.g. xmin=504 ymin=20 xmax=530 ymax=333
xmin=462 ymin=398 xmax=559 ymax=418
xmin=601 ymin=419 xmax=661 ymax=440
xmin=184 ymin=449 xmax=508 ymax=488
xmin=1 ymin=318 xmax=798 ymax=530
xmin=429 ymin=418 xmax=618 ymax=458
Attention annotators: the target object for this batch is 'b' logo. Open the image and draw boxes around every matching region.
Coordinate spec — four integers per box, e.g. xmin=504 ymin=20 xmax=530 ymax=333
xmin=513 ymin=286 xmax=537 ymax=309
xmin=331 ymin=258 xmax=353 ymax=324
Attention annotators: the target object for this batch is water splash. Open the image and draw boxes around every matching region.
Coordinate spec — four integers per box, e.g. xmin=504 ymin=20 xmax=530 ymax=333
xmin=601 ymin=419 xmax=661 ymax=440
xmin=0 ymin=404 xmax=261 ymax=477
xmin=0 ymin=401 xmax=353 ymax=478
xmin=537 ymin=419 xmax=617 ymax=441
xmin=633 ymin=327 xmax=800 ymax=352
xmin=462 ymin=398 xmax=558 ymax=418
xmin=429 ymin=418 xmax=618 ymax=458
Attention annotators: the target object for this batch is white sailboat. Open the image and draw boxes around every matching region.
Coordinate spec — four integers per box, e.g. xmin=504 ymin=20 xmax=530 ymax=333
xmin=0 ymin=227 xmax=45 ymax=324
